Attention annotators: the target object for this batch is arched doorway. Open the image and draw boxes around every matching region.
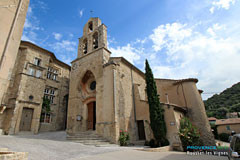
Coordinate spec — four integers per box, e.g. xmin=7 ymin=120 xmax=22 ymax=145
xmin=87 ymin=101 xmax=96 ymax=130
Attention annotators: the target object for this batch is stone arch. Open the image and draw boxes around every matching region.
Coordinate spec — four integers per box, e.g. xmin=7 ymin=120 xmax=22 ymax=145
xmin=92 ymin=32 xmax=98 ymax=49
xmin=78 ymin=70 xmax=96 ymax=96
xmin=83 ymin=38 xmax=88 ymax=54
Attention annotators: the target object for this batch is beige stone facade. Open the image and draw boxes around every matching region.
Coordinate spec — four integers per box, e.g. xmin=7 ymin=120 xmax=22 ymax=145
xmin=0 ymin=41 xmax=70 ymax=134
xmin=0 ymin=7 xmax=215 ymax=149
xmin=0 ymin=0 xmax=29 ymax=109
xmin=216 ymin=118 xmax=240 ymax=134
xmin=67 ymin=17 xmax=215 ymax=149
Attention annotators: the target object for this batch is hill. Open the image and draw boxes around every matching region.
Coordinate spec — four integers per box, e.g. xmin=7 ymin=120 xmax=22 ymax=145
xmin=204 ymin=82 xmax=240 ymax=119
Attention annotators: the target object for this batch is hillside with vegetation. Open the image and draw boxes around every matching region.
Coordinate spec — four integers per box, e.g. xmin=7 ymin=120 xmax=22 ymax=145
xmin=204 ymin=82 xmax=240 ymax=119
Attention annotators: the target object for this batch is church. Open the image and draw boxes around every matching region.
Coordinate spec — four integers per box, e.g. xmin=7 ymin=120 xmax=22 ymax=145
xmin=0 ymin=9 xmax=215 ymax=149
xmin=66 ymin=17 xmax=215 ymax=149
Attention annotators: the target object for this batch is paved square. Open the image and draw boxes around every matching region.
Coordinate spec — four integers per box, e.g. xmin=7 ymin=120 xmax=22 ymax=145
xmin=0 ymin=132 xmax=228 ymax=160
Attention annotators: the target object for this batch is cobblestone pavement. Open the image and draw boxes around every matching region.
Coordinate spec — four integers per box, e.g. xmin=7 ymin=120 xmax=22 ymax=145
xmin=0 ymin=131 xmax=228 ymax=160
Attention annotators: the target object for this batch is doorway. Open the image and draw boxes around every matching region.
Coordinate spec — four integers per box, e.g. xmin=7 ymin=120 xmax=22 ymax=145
xmin=20 ymin=108 xmax=33 ymax=131
xmin=137 ymin=120 xmax=146 ymax=140
xmin=87 ymin=101 xmax=96 ymax=130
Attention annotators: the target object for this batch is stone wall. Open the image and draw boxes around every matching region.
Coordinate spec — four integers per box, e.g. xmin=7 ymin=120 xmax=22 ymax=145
xmin=1 ymin=41 xmax=70 ymax=134
xmin=0 ymin=0 xmax=29 ymax=107
xmin=217 ymin=124 xmax=240 ymax=134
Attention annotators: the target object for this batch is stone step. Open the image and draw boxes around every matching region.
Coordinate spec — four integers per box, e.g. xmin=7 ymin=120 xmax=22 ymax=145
xmin=132 ymin=140 xmax=145 ymax=146
xmin=67 ymin=131 xmax=112 ymax=146
xmin=70 ymin=139 xmax=109 ymax=143
xmin=67 ymin=136 xmax=102 ymax=139
xmin=0 ymin=129 xmax=3 ymax=135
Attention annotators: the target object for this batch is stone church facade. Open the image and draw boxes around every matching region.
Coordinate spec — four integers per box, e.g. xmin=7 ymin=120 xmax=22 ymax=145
xmin=0 ymin=10 xmax=215 ymax=149
xmin=67 ymin=17 xmax=215 ymax=148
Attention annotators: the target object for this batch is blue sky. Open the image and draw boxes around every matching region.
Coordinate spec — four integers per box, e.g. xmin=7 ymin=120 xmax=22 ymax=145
xmin=22 ymin=0 xmax=240 ymax=100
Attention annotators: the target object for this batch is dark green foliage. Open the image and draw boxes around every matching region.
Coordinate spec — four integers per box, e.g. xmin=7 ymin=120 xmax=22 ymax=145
xmin=42 ymin=97 xmax=51 ymax=113
xmin=204 ymin=82 xmax=240 ymax=119
xmin=145 ymin=60 xmax=169 ymax=147
xmin=179 ymin=117 xmax=202 ymax=151
xmin=149 ymin=139 xmax=159 ymax=148
xmin=218 ymin=133 xmax=230 ymax=142
xmin=210 ymin=123 xmax=218 ymax=139
xmin=230 ymin=104 xmax=240 ymax=112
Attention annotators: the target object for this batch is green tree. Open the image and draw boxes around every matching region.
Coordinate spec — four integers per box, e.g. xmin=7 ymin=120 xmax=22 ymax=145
xmin=42 ymin=97 xmax=51 ymax=113
xmin=215 ymin=107 xmax=228 ymax=119
xmin=230 ymin=104 xmax=240 ymax=112
xmin=145 ymin=60 xmax=169 ymax=147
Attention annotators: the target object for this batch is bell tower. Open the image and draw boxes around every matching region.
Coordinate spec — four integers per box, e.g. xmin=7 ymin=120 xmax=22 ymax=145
xmin=68 ymin=17 xmax=111 ymax=135
xmin=77 ymin=17 xmax=108 ymax=58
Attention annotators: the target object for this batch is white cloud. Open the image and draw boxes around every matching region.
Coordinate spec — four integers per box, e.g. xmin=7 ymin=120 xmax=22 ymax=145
xmin=59 ymin=55 xmax=73 ymax=65
xmin=210 ymin=0 xmax=236 ymax=13
xmin=53 ymin=32 xmax=62 ymax=40
xmin=109 ymin=44 xmax=141 ymax=64
xmin=110 ymin=21 xmax=240 ymax=100
xmin=148 ymin=22 xmax=240 ymax=100
xmin=149 ymin=23 xmax=192 ymax=52
xmin=50 ymin=40 xmax=77 ymax=52
xmin=22 ymin=5 xmax=42 ymax=42
xmin=79 ymin=9 xmax=84 ymax=18
xmin=207 ymin=23 xmax=225 ymax=37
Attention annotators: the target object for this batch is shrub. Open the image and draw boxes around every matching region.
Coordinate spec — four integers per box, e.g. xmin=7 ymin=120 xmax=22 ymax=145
xmin=218 ymin=133 xmax=230 ymax=142
xmin=149 ymin=139 xmax=159 ymax=148
xmin=179 ymin=117 xmax=202 ymax=151
xmin=210 ymin=124 xmax=218 ymax=139
xmin=144 ymin=140 xmax=149 ymax=146
xmin=118 ymin=129 xmax=130 ymax=146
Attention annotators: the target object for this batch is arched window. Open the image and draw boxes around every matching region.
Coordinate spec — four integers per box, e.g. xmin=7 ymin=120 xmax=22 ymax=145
xmin=92 ymin=32 xmax=98 ymax=49
xmin=83 ymin=39 xmax=88 ymax=54
xmin=88 ymin=21 xmax=93 ymax=32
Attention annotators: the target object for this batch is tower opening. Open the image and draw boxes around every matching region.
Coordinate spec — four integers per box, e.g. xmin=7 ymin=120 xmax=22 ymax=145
xmin=93 ymin=32 xmax=98 ymax=49
xmin=83 ymin=39 xmax=88 ymax=54
xmin=88 ymin=21 xmax=93 ymax=32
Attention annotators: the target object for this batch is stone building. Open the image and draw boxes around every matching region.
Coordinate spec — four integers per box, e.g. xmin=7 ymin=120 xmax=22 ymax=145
xmin=0 ymin=41 xmax=70 ymax=134
xmin=216 ymin=118 xmax=240 ymax=135
xmin=0 ymin=0 xmax=29 ymax=111
xmin=67 ymin=17 xmax=215 ymax=149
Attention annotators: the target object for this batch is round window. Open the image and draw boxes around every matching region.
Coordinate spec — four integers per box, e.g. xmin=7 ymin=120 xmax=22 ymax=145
xmin=90 ymin=81 xmax=96 ymax=90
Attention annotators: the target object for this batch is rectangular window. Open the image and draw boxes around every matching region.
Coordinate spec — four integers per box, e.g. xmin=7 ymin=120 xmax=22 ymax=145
xmin=50 ymin=89 xmax=55 ymax=95
xmin=47 ymin=73 xmax=51 ymax=79
xmin=53 ymin=74 xmax=57 ymax=80
xmin=28 ymin=67 xmax=35 ymax=76
xmin=226 ymin=125 xmax=231 ymax=130
xmin=49 ymin=96 xmax=54 ymax=104
xmin=47 ymin=67 xmax=58 ymax=81
xmin=44 ymin=89 xmax=49 ymax=94
xmin=36 ymin=70 xmax=42 ymax=78
xmin=40 ymin=113 xmax=51 ymax=123
xmin=44 ymin=95 xmax=48 ymax=99
xmin=34 ymin=58 xmax=41 ymax=66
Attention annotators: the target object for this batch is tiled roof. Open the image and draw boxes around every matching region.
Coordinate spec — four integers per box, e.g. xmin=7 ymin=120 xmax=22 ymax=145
xmin=208 ymin=117 xmax=217 ymax=121
xmin=215 ymin=118 xmax=240 ymax=125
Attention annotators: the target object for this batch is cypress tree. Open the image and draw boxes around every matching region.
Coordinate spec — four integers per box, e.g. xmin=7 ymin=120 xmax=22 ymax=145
xmin=145 ymin=59 xmax=169 ymax=146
